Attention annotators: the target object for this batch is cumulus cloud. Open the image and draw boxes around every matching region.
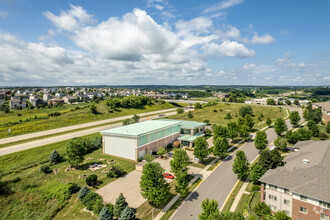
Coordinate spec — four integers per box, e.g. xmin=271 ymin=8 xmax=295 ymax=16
xmin=203 ymin=41 xmax=255 ymax=58
xmin=44 ymin=4 xmax=95 ymax=31
xmin=250 ymin=33 xmax=275 ymax=44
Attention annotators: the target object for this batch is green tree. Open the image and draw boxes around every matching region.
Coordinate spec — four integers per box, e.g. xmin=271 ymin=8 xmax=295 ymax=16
xmin=273 ymin=211 xmax=291 ymax=220
xmin=193 ymin=137 xmax=209 ymax=162
xmin=237 ymin=117 xmax=245 ymax=127
xmin=114 ymin=193 xmax=128 ymax=217
xmin=132 ymin=114 xmax=140 ymax=123
xmin=274 ymin=136 xmax=287 ymax=151
xmin=90 ymin=104 xmax=98 ymax=114
xmin=327 ymin=121 xmax=330 ymax=133
xmin=285 ymin=99 xmax=292 ymax=105
xmin=270 ymin=149 xmax=283 ymax=168
xmin=98 ymin=206 xmax=113 ymax=220
xmin=175 ymin=172 xmax=189 ymax=197
xmin=250 ymin=163 xmax=266 ymax=184
xmin=78 ymin=186 xmax=90 ymax=201
xmin=239 ymin=106 xmax=253 ymax=117
xmin=254 ymin=202 xmax=271 ymax=217
xmin=289 ymin=111 xmax=301 ymax=127
xmin=232 ymin=151 xmax=250 ymax=180
xmin=266 ymin=98 xmax=276 ymax=105
xmin=266 ymin=118 xmax=272 ymax=127
xmin=213 ymin=125 xmax=227 ymax=139
xmin=244 ymin=114 xmax=254 ymax=130
xmin=187 ymin=111 xmax=193 ymax=118
xmin=82 ymin=192 xmax=103 ymax=213
xmin=293 ymin=99 xmax=300 ymax=106
xmin=238 ymin=124 xmax=249 ymax=139
xmin=274 ymin=118 xmax=288 ymax=136
xmin=122 ymin=118 xmax=134 ymax=125
xmin=194 ymin=103 xmax=202 ymax=110
xmin=170 ymin=149 xmax=190 ymax=175
xmin=177 ymin=108 xmax=184 ymax=114
xmin=307 ymin=120 xmax=319 ymax=137
xmin=143 ymin=154 xmax=155 ymax=163
xmin=297 ymin=128 xmax=312 ymax=140
xmin=66 ymin=137 xmax=86 ymax=167
xmin=86 ymin=174 xmax=98 ymax=187
xmin=254 ymin=131 xmax=268 ymax=151
xmin=227 ymin=122 xmax=238 ymax=140
xmin=140 ymin=162 xmax=170 ymax=206
xmin=213 ymin=137 xmax=228 ymax=158
xmin=119 ymin=206 xmax=135 ymax=220
xmin=224 ymin=113 xmax=232 ymax=119
xmin=49 ymin=150 xmax=62 ymax=164
xmin=285 ymin=130 xmax=301 ymax=144
xmin=199 ymin=199 xmax=219 ymax=220
xmin=157 ymin=147 xmax=166 ymax=158
xmin=258 ymin=150 xmax=272 ymax=169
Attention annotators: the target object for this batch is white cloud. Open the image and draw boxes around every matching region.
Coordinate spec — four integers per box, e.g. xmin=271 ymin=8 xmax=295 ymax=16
xmin=203 ymin=41 xmax=255 ymax=58
xmin=44 ymin=4 xmax=95 ymax=31
xmin=250 ymin=33 xmax=274 ymax=44
xmin=0 ymin=10 xmax=8 ymax=19
xmin=176 ymin=17 xmax=213 ymax=36
xmin=203 ymin=0 xmax=244 ymax=13
xmin=242 ymin=63 xmax=276 ymax=73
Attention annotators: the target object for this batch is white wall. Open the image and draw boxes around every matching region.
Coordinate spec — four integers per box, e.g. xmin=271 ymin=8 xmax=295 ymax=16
xmin=104 ymin=135 xmax=136 ymax=160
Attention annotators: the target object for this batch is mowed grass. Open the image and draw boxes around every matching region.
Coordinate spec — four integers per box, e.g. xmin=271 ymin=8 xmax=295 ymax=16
xmin=166 ymin=103 xmax=286 ymax=130
xmin=235 ymin=193 xmax=250 ymax=213
xmin=0 ymin=133 xmax=136 ymax=220
xmin=0 ymin=100 xmax=174 ymax=138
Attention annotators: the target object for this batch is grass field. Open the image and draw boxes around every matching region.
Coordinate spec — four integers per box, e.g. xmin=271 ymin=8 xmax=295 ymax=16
xmin=0 ymin=100 xmax=174 ymax=139
xmin=0 ymin=133 xmax=136 ymax=220
xmin=166 ymin=103 xmax=286 ymax=130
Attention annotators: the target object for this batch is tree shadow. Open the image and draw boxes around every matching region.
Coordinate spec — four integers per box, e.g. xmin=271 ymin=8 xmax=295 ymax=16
xmin=186 ymin=191 xmax=199 ymax=201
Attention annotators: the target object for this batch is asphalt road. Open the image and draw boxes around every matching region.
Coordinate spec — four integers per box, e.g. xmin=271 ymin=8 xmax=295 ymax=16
xmin=0 ymin=108 xmax=189 ymax=156
xmin=171 ymin=107 xmax=302 ymax=220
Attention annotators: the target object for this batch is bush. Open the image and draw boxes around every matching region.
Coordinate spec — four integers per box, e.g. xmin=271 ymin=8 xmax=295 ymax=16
xmin=137 ymin=157 xmax=142 ymax=162
xmin=83 ymin=192 xmax=103 ymax=211
xmin=119 ymin=206 xmax=135 ymax=220
xmin=143 ymin=154 xmax=155 ymax=162
xmin=86 ymin=174 xmax=98 ymax=187
xmin=40 ymin=165 xmax=52 ymax=174
xmin=48 ymin=112 xmax=61 ymax=117
xmin=107 ymin=166 xmax=124 ymax=178
xmin=173 ymin=141 xmax=181 ymax=148
xmin=213 ymin=109 xmax=217 ymax=112
xmin=319 ymin=132 xmax=329 ymax=140
xmin=78 ymin=186 xmax=90 ymax=201
xmin=176 ymin=108 xmax=184 ymax=114
xmin=67 ymin=182 xmax=80 ymax=194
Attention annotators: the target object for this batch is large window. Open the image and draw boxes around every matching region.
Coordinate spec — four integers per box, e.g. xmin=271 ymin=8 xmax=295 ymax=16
xmin=299 ymin=207 xmax=307 ymax=214
xmin=138 ymin=135 xmax=148 ymax=146
xmin=158 ymin=129 xmax=165 ymax=138
xmin=149 ymin=132 xmax=157 ymax=142
xmin=269 ymin=194 xmax=277 ymax=201
xmin=166 ymin=127 xmax=172 ymax=136
xmin=321 ymin=214 xmax=329 ymax=220
xmin=181 ymin=129 xmax=191 ymax=135
xmin=173 ymin=125 xmax=179 ymax=133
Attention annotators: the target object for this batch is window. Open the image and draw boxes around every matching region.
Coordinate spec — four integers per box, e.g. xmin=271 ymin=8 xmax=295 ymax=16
xmin=300 ymin=195 xmax=307 ymax=201
xmin=300 ymin=207 xmax=307 ymax=214
xmin=269 ymin=184 xmax=277 ymax=190
xmin=268 ymin=194 xmax=277 ymax=201
xmin=269 ymin=205 xmax=277 ymax=211
xmin=149 ymin=132 xmax=157 ymax=142
xmin=284 ymin=210 xmax=290 ymax=216
xmin=284 ymin=199 xmax=290 ymax=205
xmin=321 ymin=214 xmax=329 ymax=220
xmin=284 ymin=188 xmax=290 ymax=194
xmin=173 ymin=125 xmax=179 ymax=133
xmin=320 ymin=201 xmax=330 ymax=209
xmin=138 ymin=135 xmax=148 ymax=146
xmin=158 ymin=129 xmax=165 ymax=138
xmin=166 ymin=127 xmax=172 ymax=136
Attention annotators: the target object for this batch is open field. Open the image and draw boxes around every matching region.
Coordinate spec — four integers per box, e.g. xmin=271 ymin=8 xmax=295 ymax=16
xmin=0 ymin=100 xmax=174 ymax=139
xmin=0 ymin=133 xmax=136 ymax=220
xmin=165 ymin=103 xmax=286 ymax=130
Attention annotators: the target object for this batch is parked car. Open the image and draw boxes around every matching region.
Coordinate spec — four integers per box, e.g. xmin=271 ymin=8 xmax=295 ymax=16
xmin=167 ymin=152 xmax=173 ymax=157
xmin=163 ymin=173 xmax=174 ymax=179
xmin=193 ymin=157 xmax=200 ymax=162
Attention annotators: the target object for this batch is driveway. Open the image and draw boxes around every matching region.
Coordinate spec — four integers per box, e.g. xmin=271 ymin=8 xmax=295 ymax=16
xmin=96 ymin=170 xmax=145 ymax=208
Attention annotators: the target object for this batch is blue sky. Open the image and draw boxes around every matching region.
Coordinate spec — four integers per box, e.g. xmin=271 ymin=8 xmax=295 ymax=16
xmin=0 ymin=0 xmax=329 ymax=86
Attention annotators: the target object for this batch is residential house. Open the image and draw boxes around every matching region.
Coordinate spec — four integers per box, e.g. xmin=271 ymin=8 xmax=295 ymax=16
xmin=77 ymin=95 xmax=90 ymax=102
xmin=313 ymin=102 xmax=330 ymax=123
xmin=48 ymin=98 xmax=64 ymax=106
xmin=55 ymin=92 xmax=65 ymax=98
xmin=14 ymin=94 xmax=29 ymax=101
xmin=30 ymin=97 xmax=44 ymax=107
xmin=9 ymin=99 xmax=26 ymax=110
xmin=214 ymin=92 xmax=229 ymax=99
xmin=143 ymin=93 xmax=170 ymax=99
xmin=62 ymin=96 xmax=77 ymax=104
xmin=259 ymin=140 xmax=330 ymax=219
xmin=43 ymin=94 xmax=53 ymax=101
xmin=0 ymin=99 xmax=5 ymax=105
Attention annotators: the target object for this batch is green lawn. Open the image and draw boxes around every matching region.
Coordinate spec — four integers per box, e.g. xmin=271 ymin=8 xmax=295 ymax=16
xmin=235 ymin=193 xmax=250 ymax=213
xmin=166 ymin=103 xmax=286 ymax=130
xmin=221 ymin=180 xmax=244 ymax=212
xmin=0 ymin=100 xmax=174 ymax=138
xmin=0 ymin=132 xmax=136 ymax=220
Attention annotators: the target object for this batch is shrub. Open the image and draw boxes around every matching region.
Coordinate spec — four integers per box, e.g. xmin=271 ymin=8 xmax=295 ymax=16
xmin=40 ymin=165 xmax=52 ymax=174
xmin=119 ymin=206 xmax=135 ymax=220
xmin=49 ymin=150 xmax=62 ymax=164
xmin=176 ymin=108 xmax=184 ymax=114
xmin=319 ymin=132 xmax=329 ymax=140
xmin=86 ymin=174 xmax=98 ymax=187
xmin=105 ymin=203 xmax=114 ymax=215
xmin=213 ymin=109 xmax=217 ymax=112
xmin=107 ymin=166 xmax=124 ymax=178
xmin=83 ymin=192 xmax=103 ymax=211
xmin=187 ymin=111 xmax=193 ymax=118
xmin=98 ymin=206 xmax=113 ymax=220
xmin=67 ymin=182 xmax=80 ymax=194
xmin=173 ymin=141 xmax=181 ymax=148
xmin=137 ymin=157 xmax=142 ymax=162
xmin=78 ymin=186 xmax=90 ymax=201
xmin=48 ymin=112 xmax=61 ymax=117
xmin=143 ymin=154 xmax=155 ymax=163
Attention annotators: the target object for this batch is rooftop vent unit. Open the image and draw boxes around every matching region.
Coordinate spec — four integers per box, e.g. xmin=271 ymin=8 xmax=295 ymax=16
xmin=302 ymin=159 xmax=309 ymax=164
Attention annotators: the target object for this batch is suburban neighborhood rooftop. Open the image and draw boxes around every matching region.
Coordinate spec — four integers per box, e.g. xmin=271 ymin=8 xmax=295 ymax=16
xmin=100 ymin=120 xmax=180 ymax=137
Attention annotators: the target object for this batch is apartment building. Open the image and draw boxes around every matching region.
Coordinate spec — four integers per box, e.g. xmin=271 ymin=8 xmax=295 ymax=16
xmin=259 ymin=140 xmax=330 ymax=220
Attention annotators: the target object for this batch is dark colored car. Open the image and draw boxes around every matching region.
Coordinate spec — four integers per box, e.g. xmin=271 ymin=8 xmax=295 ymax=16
xmin=163 ymin=173 xmax=174 ymax=179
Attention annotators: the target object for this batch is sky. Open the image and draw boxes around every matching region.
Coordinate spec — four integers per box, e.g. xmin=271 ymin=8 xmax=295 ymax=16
xmin=0 ymin=0 xmax=329 ymax=86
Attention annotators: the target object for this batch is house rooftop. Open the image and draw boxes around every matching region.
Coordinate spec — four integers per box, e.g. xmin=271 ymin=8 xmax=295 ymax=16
xmin=259 ymin=140 xmax=330 ymax=203
xmin=100 ymin=120 xmax=180 ymax=137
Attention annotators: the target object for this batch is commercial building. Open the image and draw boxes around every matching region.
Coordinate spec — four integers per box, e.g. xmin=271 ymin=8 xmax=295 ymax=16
xmin=259 ymin=140 xmax=330 ymax=220
xmin=101 ymin=119 xmax=206 ymax=161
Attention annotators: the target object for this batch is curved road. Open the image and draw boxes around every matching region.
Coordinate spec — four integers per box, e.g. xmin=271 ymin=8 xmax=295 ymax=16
xmin=170 ymin=107 xmax=302 ymax=220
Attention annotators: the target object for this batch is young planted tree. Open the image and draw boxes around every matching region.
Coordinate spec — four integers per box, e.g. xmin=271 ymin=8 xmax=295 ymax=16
xmin=176 ymin=108 xmax=184 ymax=114
xmin=132 ymin=114 xmax=140 ymax=123
xmin=49 ymin=150 xmax=62 ymax=164
xmin=212 ymin=137 xmax=228 ymax=158
xmin=239 ymin=124 xmax=250 ymax=139
xmin=258 ymin=150 xmax=272 ymax=169
xmin=274 ymin=118 xmax=288 ymax=136
xmin=307 ymin=120 xmax=320 ymax=137
xmin=114 ymin=193 xmax=128 ymax=217
xmin=193 ymin=137 xmax=209 ymax=162
xmin=98 ymin=206 xmax=113 ymax=220
xmin=227 ymin=122 xmax=238 ymax=141
xmin=170 ymin=149 xmax=190 ymax=175
xmin=140 ymin=162 xmax=170 ymax=206
xmin=289 ymin=111 xmax=301 ymax=127
xmin=239 ymin=106 xmax=253 ymax=117
xmin=66 ymin=137 xmax=86 ymax=167
xmin=187 ymin=111 xmax=193 ymax=118
xmin=293 ymin=99 xmax=300 ymax=106
xmin=270 ymin=149 xmax=284 ymax=168
xmin=199 ymin=199 xmax=220 ymax=220
xmin=254 ymin=131 xmax=268 ymax=151
xmin=212 ymin=125 xmax=227 ymax=139
xmin=244 ymin=114 xmax=254 ymax=130
xmin=119 ymin=206 xmax=135 ymax=220
xmin=274 ymin=136 xmax=287 ymax=151
xmin=266 ymin=118 xmax=272 ymax=127
xmin=254 ymin=202 xmax=271 ymax=218
xmin=232 ymin=151 xmax=250 ymax=180
xmin=86 ymin=174 xmax=98 ymax=188
xmin=175 ymin=172 xmax=189 ymax=197
xmin=157 ymin=147 xmax=166 ymax=158
xmin=250 ymin=163 xmax=266 ymax=184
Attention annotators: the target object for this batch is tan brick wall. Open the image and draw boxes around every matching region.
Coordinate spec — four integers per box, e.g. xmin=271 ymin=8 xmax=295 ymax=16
xmin=292 ymin=198 xmax=330 ymax=220
xmin=260 ymin=184 xmax=265 ymax=202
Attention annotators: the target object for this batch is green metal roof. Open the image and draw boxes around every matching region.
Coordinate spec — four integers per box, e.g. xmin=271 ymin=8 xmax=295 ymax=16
xmin=178 ymin=133 xmax=205 ymax=142
xmin=158 ymin=119 xmax=206 ymax=129
xmin=100 ymin=120 xmax=180 ymax=137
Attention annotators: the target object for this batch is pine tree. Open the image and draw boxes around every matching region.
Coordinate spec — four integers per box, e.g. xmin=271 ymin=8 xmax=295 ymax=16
xmin=98 ymin=206 xmax=113 ymax=220
xmin=78 ymin=186 xmax=90 ymax=201
xmin=119 ymin=206 xmax=135 ymax=220
xmin=49 ymin=150 xmax=62 ymax=164
xmin=114 ymin=193 xmax=128 ymax=217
